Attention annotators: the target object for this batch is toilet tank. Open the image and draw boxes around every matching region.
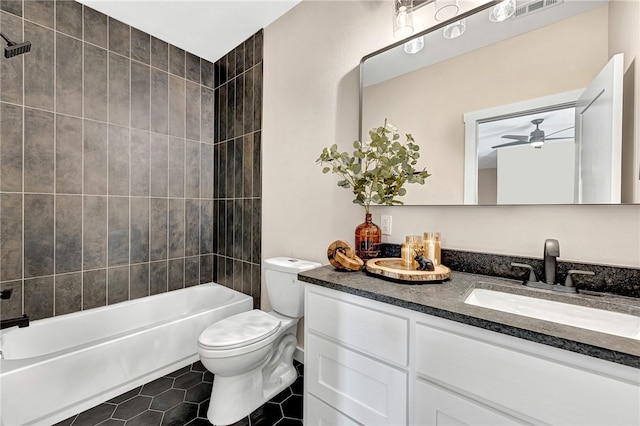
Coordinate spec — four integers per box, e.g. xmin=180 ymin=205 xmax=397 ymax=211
xmin=264 ymin=257 xmax=321 ymax=318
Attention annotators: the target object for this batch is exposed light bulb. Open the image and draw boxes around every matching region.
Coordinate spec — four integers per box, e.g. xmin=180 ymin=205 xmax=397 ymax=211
xmin=396 ymin=6 xmax=408 ymax=26
xmin=489 ymin=0 xmax=516 ymax=22
xmin=443 ymin=20 xmax=466 ymax=39
xmin=393 ymin=0 xmax=414 ymax=39
xmin=404 ymin=36 xmax=424 ymax=54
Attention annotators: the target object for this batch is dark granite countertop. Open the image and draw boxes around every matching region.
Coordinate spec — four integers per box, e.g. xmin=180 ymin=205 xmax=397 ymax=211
xmin=299 ymin=265 xmax=640 ymax=369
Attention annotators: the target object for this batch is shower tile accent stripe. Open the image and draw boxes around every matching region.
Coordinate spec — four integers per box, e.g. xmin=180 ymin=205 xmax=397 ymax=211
xmin=214 ymin=32 xmax=263 ymax=308
xmin=0 ymin=0 xmax=264 ymax=320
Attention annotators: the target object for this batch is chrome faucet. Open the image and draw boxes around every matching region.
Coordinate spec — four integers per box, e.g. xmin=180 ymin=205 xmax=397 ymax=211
xmin=543 ymin=239 xmax=560 ymax=285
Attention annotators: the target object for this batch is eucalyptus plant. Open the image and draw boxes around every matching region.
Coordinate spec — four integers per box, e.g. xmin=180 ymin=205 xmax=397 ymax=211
xmin=317 ymin=120 xmax=431 ymax=213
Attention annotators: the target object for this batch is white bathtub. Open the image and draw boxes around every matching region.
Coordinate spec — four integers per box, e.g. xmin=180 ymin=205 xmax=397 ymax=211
xmin=0 ymin=283 xmax=253 ymax=426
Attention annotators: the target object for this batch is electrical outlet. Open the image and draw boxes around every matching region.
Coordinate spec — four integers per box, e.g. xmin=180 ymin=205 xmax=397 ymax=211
xmin=381 ymin=215 xmax=392 ymax=235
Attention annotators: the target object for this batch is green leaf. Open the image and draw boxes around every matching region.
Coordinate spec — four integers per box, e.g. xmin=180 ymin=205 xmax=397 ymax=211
xmin=317 ymin=120 xmax=432 ymax=208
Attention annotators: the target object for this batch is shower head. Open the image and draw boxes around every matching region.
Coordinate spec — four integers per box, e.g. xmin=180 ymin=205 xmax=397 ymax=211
xmin=1 ymin=32 xmax=31 ymax=58
xmin=5 ymin=41 xmax=31 ymax=58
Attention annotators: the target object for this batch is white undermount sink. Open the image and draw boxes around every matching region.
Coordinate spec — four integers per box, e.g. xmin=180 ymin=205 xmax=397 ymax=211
xmin=465 ymin=288 xmax=640 ymax=340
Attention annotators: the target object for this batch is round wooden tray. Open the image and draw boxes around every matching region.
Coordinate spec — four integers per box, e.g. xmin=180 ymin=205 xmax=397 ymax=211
xmin=365 ymin=258 xmax=451 ymax=283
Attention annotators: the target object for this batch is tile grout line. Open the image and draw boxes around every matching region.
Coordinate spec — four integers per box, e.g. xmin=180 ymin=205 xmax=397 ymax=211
xmin=21 ymin=1 xmax=25 ymax=316
xmin=81 ymin=1 xmax=86 ymax=312
xmin=105 ymin=12 xmax=111 ymax=306
xmin=53 ymin=0 xmax=57 ymax=317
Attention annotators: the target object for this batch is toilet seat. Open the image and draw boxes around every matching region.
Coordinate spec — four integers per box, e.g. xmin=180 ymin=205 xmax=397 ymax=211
xmin=199 ymin=310 xmax=281 ymax=350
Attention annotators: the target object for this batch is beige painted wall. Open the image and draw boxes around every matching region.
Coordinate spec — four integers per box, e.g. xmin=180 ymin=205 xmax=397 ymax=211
xmin=262 ymin=1 xmax=640 ymax=344
xmin=363 ymin=6 xmax=609 ymax=205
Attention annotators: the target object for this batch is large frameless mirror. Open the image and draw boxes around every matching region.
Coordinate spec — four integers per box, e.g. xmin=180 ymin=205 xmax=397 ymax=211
xmin=360 ymin=0 xmax=638 ymax=205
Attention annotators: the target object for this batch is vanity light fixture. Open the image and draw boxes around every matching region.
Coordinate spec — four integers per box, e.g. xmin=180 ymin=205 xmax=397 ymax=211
xmin=442 ymin=19 xmax=466 ymax=39
xmin=394 ymin=0 xmax=414 ymax=39
xmin=434 ymin=0 xmax=459 ymax=22
xmin=489 ymin=0 xmax=516 ymax=22
xmin=404 ymin=36 xmax=424 ymax=54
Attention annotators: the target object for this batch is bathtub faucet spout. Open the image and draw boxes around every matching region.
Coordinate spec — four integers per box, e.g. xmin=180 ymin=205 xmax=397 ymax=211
xmin=1 ymin=314 xmax=29 ymax=330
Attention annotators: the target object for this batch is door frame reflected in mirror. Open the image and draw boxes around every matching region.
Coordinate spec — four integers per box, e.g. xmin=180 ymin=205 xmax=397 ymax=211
xmin=463 ymin=90 xmax=582 ymax=204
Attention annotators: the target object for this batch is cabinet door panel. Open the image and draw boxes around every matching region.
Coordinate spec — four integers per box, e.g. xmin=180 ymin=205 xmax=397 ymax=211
xmin=415 ymin=322 xmax=640 ymax=426
xmin=414 ymin=379 xmax=523 ymax=426
xmin=306 ymin=288 xmax=409 ymax=366
xmin=307 ymin=333 xmax=407 ymax=426
xmin=307 ymin=394 xmax=363 ymax=426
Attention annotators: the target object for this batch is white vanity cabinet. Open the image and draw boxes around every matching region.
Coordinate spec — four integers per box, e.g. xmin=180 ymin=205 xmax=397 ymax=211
xmin=304 ymin=284 xmax=640 ymax=426
xmin=304 ymin=286 xmax=409 ymax=425
xmin=414 ymin=379 xmax=521 ymax=426
xmin=414 ymin=318 xmax=640 ymax=425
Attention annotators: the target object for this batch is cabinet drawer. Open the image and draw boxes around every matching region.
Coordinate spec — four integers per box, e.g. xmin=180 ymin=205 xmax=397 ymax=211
xmin=306 ymin=287 xmax=409 ymax=366
xmin=307 ymin=394 xmax=362 ymax=426
xmin=307 ymin=333 xmax=407 ymax=426
xmin=414 ymin=379 xmax=523 ymax=426
xmin=415 ymin=322 xmax=640 ymax=425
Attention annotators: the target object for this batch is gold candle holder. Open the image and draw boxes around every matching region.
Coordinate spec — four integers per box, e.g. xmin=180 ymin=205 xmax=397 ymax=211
xmin=423 ymin=232 xmax=441 ymax=265
xmin=402 ymin=235 xmax=423 ymax=268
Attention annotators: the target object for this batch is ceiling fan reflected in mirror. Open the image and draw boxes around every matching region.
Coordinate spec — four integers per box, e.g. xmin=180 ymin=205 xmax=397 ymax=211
xmin=491 ymin=118 xmax=574 ymax=149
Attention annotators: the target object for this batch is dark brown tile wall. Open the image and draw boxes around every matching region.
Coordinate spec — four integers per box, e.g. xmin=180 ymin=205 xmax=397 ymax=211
xmin=214 ymin=30 xmax=263 ymax=309
xmin=0 ymin=1 xmax=263 ymax=320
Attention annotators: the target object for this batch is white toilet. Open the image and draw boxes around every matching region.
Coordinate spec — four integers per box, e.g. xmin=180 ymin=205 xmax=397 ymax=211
xmin=197 ymin=257 xmax=321 ymax=425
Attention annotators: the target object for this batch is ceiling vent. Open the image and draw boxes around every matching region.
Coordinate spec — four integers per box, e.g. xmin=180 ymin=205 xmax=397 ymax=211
xmin=512 ymin=0 xmax=563 ymax=19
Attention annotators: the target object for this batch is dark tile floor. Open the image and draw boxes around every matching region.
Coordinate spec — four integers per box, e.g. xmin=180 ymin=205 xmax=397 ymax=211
xmin=56 ymin=361 xmax=303 ymax=426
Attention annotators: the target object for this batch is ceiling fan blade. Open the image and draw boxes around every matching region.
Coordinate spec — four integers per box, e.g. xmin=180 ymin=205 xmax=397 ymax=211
xmin=544 ymin=136 xmax=574 ymax=141
xmin=544 ymin=126 xmax=575 ymax=138
xmin=500 ymin=135 xmax=529 ymax=141
xmin=492 ymin=140 xmax=528 ymax=149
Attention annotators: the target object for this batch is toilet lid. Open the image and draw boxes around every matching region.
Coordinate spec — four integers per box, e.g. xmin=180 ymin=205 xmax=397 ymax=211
xmin=199 ymin=310 xmax=281 ymax=350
